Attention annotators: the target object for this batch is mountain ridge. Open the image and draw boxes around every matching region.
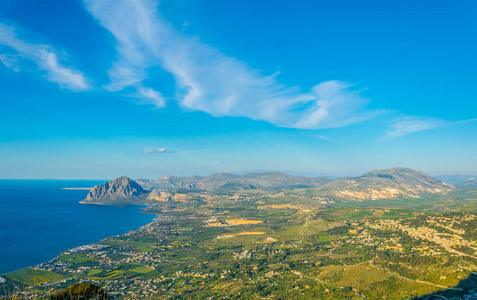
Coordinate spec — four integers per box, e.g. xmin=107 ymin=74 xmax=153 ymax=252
xmin=454 ymin=179 xmax=477 ymax=189
xmin=312 ymin=167 xmax=455 ymax=200
xmin=136 ymin=172 xmax=334 ymax=191
xmin=435 ymin=175 xmax=477 ymax=184
xmin=82 ymin=168 xmax=459 ymax=204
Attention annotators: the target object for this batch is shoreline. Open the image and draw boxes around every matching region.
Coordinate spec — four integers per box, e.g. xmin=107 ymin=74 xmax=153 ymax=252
xmin=1 ymin=204 xmax=157 ymax=277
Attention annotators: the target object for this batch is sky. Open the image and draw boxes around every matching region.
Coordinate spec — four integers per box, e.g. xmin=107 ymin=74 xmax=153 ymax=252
xmin=0 ymin=0 xmax=476 ymax=179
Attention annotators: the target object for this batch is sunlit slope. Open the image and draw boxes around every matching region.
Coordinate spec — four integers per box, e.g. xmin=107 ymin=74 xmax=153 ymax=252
xmin=81 ymin=176 xmax=148 ymax=204
xmin=311 ymin=167 xmax=455 ymax=201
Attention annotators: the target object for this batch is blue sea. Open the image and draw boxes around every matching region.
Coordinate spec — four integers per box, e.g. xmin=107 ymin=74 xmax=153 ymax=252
xmin=0 ymin=180 xmax=156 ymax=275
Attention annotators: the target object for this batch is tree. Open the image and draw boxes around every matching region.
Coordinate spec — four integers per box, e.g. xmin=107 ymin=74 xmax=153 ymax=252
xmin=50 ymin=283 xmax=108 ymax=300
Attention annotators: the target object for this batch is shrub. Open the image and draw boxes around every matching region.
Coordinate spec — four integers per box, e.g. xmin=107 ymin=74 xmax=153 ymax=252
xmin=50 ymin=283 xmax=108 ymax=300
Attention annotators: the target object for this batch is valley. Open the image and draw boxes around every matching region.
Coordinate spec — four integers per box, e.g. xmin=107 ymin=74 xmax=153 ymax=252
xmin=2 ymin=168 xmax=477 ymax=299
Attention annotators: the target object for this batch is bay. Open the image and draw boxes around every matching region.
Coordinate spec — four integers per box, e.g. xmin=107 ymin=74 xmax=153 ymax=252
xmin=0 ymin=180 xmax=155 ymax=275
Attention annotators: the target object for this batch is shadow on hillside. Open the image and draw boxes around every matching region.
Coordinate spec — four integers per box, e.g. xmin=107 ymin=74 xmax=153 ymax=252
xmin=413 ymin=272 xmax=477 ymax=300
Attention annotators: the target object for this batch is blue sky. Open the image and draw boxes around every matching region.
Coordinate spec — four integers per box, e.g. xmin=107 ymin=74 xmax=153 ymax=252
xmin=0 ymin=0 xmax=476 ymax=179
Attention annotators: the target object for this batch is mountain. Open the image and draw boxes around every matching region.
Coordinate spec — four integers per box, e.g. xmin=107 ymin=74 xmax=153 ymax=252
xmin=136 ymin=172 xmax=334 ymax=191
xmin=81 ymin=168 xmax=455 ymax=204
xmin=81 ymin=176 xmax=148 ymax=204
xmin=313 ymin=167 xmax=455 ymax=200
xmin=435 ymin=175 xmax=477 ymax=184
xmin=454 ymin=179 xmax=477 ymax=189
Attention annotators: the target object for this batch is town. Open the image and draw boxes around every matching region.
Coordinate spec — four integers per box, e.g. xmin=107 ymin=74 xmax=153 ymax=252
xmin=3 ymin=191 xmax=477 ymax=299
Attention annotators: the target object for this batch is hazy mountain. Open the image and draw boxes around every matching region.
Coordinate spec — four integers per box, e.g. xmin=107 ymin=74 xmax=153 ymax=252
xmin=81 ymin=176 xmax=148 ymax=204
xmin=84 ymin=168 xmax=455 ymax=204
xmin=137 ymin=172 xmax=334 ymax=191
xmin=454 ymin=179 xmax=477 ymax=189
xmin=314 ymin=167 xmax=455 ymax=200
xmin=435 ymin=175 xmax=477 ymax=184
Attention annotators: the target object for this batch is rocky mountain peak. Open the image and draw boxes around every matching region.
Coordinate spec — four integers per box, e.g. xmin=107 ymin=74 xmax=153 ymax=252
xmin=81 ymin=176 xmax=148 ymax=204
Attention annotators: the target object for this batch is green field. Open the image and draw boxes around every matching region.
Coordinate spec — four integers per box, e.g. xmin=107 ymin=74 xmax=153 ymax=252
xmin=3 ymin=189 xmax=477 ymax=299
xmin=5 ymin=268 xmax=64 ymax=286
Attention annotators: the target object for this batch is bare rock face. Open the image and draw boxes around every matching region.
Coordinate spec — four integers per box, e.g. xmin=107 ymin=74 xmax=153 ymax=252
xmin=81 ymin=176 xmax=148 ymax=204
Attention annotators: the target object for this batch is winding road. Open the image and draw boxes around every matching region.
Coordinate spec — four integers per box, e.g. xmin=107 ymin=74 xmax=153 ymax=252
xmin=368 ymin=260 xmax=463 ymax=291
xmin=284 ymin=267 xmax=368 ymax=300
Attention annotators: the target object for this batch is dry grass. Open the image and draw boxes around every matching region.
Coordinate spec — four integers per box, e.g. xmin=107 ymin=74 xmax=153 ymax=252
xmin=225 ymin=219 xmax=263 ymax=225
xmin=206 ymin=219 xmax=263 ymax=227
xmin=217 ymin=231 xmax=265 ymax=239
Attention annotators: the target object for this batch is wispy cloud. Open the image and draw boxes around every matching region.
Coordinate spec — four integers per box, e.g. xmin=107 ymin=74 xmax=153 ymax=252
xmin=144 ymin=148 xmax=175 ymax=154
xmin=144 ymin=148 xmax=214 ymax=154
xmin=315 ymin=135 xmax=330 ymax=141
xmin=0 ymin=54 xmax=21 ymax=71
xmin=383 ymin=117 xmax=477 ymax=139
xmin=128 ymin=86 xmax=166 ymax=107
xmin=0 ymin=23 xmax=91 ymax=91
xmin=83 ymin=0 xmax=385 ymax=129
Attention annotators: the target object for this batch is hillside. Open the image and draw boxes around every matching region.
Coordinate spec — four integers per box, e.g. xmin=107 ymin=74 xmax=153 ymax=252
xmin=313 ymin=167 xmax=455 ymax=200
xmin=83 ymin=169 xmax=455 ymax=203
xmin=81 ymin=176 xmax=148 ymax=204
xmin=454 ymin=179 xmax=477 ymax=189
xmin=137 ymin=171 xmax=333 ymax=191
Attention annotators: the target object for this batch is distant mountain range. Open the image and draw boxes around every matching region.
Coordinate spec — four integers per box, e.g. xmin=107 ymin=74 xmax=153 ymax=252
xmin=136 ymin=171 xmax=334 ymax=191
xmin=454 ymin=179 xmax=477 ymax=189
xmin=83 ymin=167 xmax=466 ymax=204
xmin=435 ymin=175 xmax=477 ymax=184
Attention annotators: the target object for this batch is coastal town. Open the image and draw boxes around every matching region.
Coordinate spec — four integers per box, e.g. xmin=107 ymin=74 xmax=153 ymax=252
xmin=3 ymin=201 xmax=477 ymax=299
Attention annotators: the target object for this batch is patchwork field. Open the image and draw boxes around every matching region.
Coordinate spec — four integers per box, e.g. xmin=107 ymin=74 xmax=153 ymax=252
xmin=3 ymin=189 xmax=477 ymax=299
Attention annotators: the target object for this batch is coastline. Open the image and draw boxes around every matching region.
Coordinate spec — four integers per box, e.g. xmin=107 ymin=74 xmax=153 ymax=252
xmin=2 ymin=206 xmax=158 ymax=277
xmin=0 ymin=202 xmax=157 ymax=277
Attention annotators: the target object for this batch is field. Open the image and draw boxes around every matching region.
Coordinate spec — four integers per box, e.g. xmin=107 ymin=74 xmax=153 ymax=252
xmin=2 ymin=189 xmax=477 ymax=299
xmin=4 ymin=269 xmax=64 ymax=286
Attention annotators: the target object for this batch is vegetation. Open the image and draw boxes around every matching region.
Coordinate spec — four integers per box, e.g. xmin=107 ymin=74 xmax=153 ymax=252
xmin=50 ymin=283 xmax=108 ymax=300
xmin=2 ymin=185 xmax=477 ymax=299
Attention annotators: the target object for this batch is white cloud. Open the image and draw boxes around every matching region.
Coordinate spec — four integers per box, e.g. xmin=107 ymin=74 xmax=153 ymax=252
xmin=83 ymin=0 xmax=384 ymax=129
xmin=315 ymin=135 xmax=330 ymax=141
xmin=144 ymin=148 xmax=214 ymax=154
xmin=144 ymin=148 xmax=175 ymax=154
xmin=383 ymin=117 xmax=477 ymax=139
xmin=135 ymin=86 xmax=166 ymax=107
xmin=384 ymin=117 xmax=446 ymax=139
xmin=0 ymin=54 xmax=21 ymax=71
xmin=0 ymin=23 xmax=91 ymax=91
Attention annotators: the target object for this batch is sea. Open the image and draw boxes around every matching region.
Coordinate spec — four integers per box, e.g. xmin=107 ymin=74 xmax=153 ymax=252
xmin=0 ymin=180 xmax=156 ymax=275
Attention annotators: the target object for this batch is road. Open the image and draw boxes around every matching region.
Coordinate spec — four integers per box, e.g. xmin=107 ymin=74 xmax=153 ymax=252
xmin=284 ymin=267 xmax=368 ymax=300
xmin=368 ymin=260 xmax=463 ymax=291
